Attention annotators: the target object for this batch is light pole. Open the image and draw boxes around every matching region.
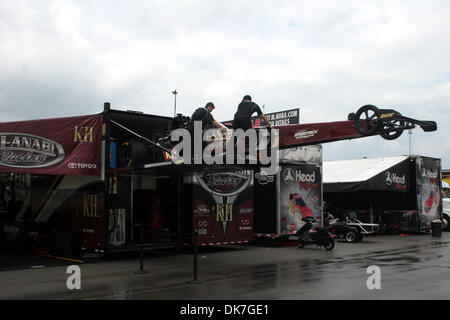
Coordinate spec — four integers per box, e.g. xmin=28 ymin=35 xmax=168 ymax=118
xmin=408 ymin=129 xmax=412 ymax=155
xmin=172 ymin=89 xmax=178 ymax=117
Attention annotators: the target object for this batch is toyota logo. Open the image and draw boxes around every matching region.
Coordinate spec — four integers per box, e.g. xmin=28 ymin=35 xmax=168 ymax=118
xmin=68 ymin=162 xmax=77 ymax=169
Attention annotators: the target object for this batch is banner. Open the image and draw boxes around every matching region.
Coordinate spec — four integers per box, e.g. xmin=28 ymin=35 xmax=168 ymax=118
xmin=0 ymin=113 xmax=103 ymax=176
xmin=223 ymin=108 xmax=299 ymax=128
xmin=280 ymin=164 xmax=322 ymax=231
xmin=417 ymin=157 xmax=441 ymax=226
xmin=186 ymin=171 xmax=254 ymax=245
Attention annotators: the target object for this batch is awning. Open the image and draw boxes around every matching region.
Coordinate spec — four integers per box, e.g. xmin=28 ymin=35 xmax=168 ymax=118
xmin=0 ymin=113 xmax=103 ymax=176
xmin=323 ymin=156 xmax=411 ymax=193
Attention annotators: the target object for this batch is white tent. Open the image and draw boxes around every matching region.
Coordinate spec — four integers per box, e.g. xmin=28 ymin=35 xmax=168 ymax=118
xmin=323 ymin=156 xmax=409 ymax=184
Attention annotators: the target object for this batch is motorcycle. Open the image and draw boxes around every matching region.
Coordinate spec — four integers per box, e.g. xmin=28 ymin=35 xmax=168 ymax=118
xmin=296 ymin=217 xmax=335 ymax=251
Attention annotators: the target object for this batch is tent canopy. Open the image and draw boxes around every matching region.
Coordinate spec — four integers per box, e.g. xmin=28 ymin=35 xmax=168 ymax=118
xmin=323 ymin=156 xmax=411 ymax=193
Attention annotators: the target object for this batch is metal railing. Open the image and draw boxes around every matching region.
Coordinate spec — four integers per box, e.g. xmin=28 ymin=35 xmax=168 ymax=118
xmin=133 ymin=223 xmax=201 ymax=283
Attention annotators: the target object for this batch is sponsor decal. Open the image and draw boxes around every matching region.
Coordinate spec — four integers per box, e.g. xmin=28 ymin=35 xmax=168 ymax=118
xmin=255 ymin=172 xmax=274 ymax=185
xmin=385 ymin=171 xmax=406 ymax=186
xmin=197 ymin=171 xmax=251 ymax=196
xmin=380 ymin=112 xmax=395 ymax=119
xmin=68 ymin=162 xmax=98 ymax=169
xmin=283 ymin=168 xmax=295 ymax=185
xmin=197 ymin=220 xmax=208 ymax=227
xmin=422 ymin=168 xmax=438 ymax=179
xmin=162 ymin=151 xmax=173 ymax=161
xmin=294 ymin=129 xmax=318 ymax=140
xmin=194 ymin=204 xmax=211 ymax=215
xmin=283 ymin=168 xmax=316 ymax=185
xmin=239 ymin=219 xmax=251 ymax=231
xmin=239 ymin=208 xmax=254 ymax=214
xmin=0 ymin=133 xmax=65 ymax=168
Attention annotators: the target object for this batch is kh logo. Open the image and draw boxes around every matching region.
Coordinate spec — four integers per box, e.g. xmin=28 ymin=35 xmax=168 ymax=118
xmin=216 ymin=203 xmax=233 ymax=222
xmin=74 ymin=126 xmax=94 ymax=143
xmin=66 ymin=265 xmax=81 ymax=290
xmin=83 ymin=194 xmax=99 ymax=217
xmin=366 ymin=265 xmax=381 ymax=290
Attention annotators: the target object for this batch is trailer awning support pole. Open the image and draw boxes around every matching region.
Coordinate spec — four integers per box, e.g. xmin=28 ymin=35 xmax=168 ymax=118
xmin=103 ymin=102 xmax=111 ymax=256
xmin=177 ymin=174 xmax=183 ymax=251
xmin=369 ymin=193 xmax=374 ymax=225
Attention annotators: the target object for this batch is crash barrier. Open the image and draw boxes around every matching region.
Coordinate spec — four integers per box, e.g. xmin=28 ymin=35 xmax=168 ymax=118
xmin=133 ymin=223 xmax=200 ymax=283
xmin=431 ymin=220 xmax=442 ymax=237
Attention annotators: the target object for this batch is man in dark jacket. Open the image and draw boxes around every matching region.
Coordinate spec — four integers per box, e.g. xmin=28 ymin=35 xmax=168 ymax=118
xmin=190 ymin=102 xmax=227 ymax=132
xmin=232 ymin=95 xmax=271 ymax=131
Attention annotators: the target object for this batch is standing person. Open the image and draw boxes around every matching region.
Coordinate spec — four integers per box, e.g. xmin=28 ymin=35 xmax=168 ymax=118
xmin=190 ymin=102 xmax=227 ymax=132
xmin=232 ymin=95 xmax=271 ymax=131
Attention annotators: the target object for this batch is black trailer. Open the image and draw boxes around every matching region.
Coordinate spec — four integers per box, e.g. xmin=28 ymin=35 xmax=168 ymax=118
xmin=323 ymin=155 xmax=442 ymax=233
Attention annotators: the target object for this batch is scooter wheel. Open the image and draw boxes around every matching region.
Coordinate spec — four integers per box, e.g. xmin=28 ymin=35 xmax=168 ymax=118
xmin=324 ymin=240 xmax=335 ymax=251
xmin=297 ymin=238 xmax=305 ymax=248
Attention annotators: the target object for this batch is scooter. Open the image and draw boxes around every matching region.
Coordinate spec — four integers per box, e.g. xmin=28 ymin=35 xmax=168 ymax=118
xmin=296 ymin=217 xmax=335 ymax=251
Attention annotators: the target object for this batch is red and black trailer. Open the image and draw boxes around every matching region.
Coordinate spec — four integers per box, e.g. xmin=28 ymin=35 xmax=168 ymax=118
xmin=0 ymin=102 xmax=437 ymax=257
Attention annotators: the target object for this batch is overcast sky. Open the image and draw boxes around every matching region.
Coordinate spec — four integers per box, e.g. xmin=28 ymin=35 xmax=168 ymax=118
xmin=1 ymin=0 xmax=449 ymax=168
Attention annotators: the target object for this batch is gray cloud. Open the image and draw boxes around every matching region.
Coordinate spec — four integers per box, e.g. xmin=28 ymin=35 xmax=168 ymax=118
xmin=0 ymin=0 xmax=449 ymax=166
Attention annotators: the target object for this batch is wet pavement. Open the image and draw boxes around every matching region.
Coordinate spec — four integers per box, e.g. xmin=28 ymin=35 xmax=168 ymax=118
xmin=1 ymin=233 xmax=450 ymax=300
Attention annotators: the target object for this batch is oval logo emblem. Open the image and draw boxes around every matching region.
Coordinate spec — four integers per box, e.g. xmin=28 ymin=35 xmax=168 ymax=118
xmin=196 ymin=171 xmax=252 ymax=196
xmin=0 ymin=133 xmax=65 ymax=168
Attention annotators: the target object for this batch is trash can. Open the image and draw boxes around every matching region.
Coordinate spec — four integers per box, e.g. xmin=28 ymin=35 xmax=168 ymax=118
xmin=431 ymin=219 xmax=442 ymax=237
xmin=56 ymin=230 xmax=72 ymax=257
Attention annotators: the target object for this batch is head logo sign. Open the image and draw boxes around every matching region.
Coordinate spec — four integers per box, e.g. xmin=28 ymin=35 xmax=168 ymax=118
xmin=283 ymin=168 xmax=296 ymax=185
xmin=283 ymin=167 xmax=316 ymax=185
xmin=385 ymin=171 xmax=405 ymax=186
xmin=0 ymin=133 xmax=65 ymax=168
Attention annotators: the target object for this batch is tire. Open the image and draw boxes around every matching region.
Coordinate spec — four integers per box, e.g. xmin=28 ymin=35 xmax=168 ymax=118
xmin=354 ymin=105 xmax=380 ymax=136
xmin=324 ymin=240 xmax=335 ymax=251
xmin=379 ymin=119 xmax=405 ymax=140
xmin=297 ymin=238 xmax=305 ymax=248
xmin=344 ymin=230 xmax=358 ymax=243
